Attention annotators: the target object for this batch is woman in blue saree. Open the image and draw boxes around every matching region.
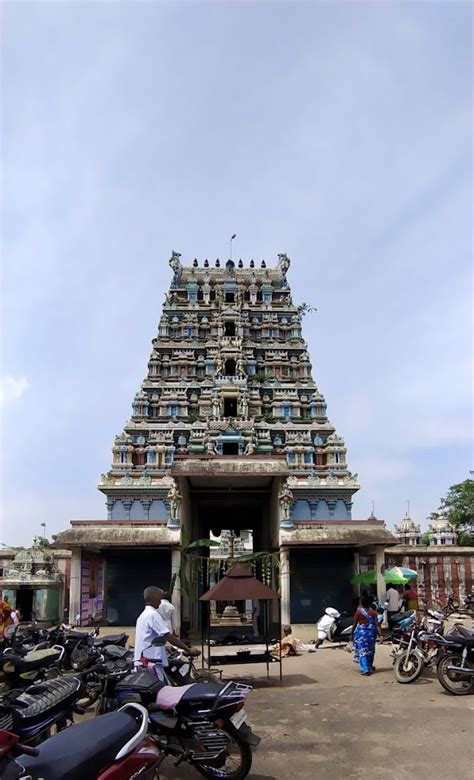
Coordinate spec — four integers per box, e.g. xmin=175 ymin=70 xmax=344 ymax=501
xmin=352 ymin=595 xmax=382 ymax=675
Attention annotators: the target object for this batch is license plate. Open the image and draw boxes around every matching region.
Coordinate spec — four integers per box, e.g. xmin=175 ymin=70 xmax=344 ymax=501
xmin=230 ymin=709 xmax=247 ymax=729
xmin=179 ymin=663 xmax=190 ymax=677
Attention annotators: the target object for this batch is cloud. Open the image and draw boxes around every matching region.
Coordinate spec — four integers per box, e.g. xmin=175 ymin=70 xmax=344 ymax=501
xmin=0 ymin=376 xmax=29 ymax=404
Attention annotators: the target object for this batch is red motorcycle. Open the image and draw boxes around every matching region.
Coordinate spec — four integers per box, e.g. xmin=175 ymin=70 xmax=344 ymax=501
xmin=0 ymin=703 xmax=162 ymax=779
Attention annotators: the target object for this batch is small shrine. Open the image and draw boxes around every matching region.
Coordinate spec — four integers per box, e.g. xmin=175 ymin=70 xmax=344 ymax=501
xmin=394 ymin=514 xmax=422 ymax=546
xmin=0 ymin=542 xmax=63 ymax=623
xmin=428 ymin=514 xmax=456 ymax=546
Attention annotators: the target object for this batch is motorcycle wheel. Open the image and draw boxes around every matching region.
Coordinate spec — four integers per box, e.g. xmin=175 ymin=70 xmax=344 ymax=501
xmin=192 ymin=669 xmax=222 ymax=684
xmin=437 ymin=654 xmax=474 ymax=695
xmin=195 ymin=722 xmax=252 ymax=780
xmin=394 ymin=651 xmax=424 ymax=684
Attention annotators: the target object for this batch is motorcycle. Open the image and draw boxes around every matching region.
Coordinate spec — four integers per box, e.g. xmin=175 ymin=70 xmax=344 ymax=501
xmin=0 ymin=702 xmax=162 ymax=779
xmin=315 ymin=608 xmax=352 ymax=646
xmin=392 ymin=610 xmax=445 ymax=683
xmin=315 ymin=605 xmax=386 ymax=647
xmin=432 ymin=633 xmax=474 ymax=695
xmin=113 ymin=669 xmax=253 ymax=780
xmin=0 ymin=646 xmax=65 ymax=691
xmin=0 ymin=676 xmax=83 ymax=745
xmin=79 ymin=646 xmax=133 ymax=709
xmin=47 ymin=625 xmax=104 ymax=672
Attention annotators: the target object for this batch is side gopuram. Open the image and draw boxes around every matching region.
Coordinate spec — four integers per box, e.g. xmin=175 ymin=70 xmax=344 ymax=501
xmin=55 ymin=252 xmax=394 ymax=629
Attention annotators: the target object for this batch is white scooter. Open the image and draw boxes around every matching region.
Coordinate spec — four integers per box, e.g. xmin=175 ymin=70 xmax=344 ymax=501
xmin=315 ymin=607 xmax=353 ymax=647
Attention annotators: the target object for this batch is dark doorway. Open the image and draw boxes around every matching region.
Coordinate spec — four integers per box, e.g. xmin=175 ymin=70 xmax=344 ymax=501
xmin=224 ymin=321 xmax=236 ymax=337
xmin=290 ymin=548 xmax=355 ymax=623
xmin=223 ymin=397 xmax=237 ymax=417
xmin=16 ymin=588 xmax=34 ymax=621
xmin=224 ymin=359 xmax=236 ymax=376
xmin=222 ymin=442 xmax=239 ymax=455
xmin=225 ymin=292 xmax=235 ymax=303
xmin=105 ymin=549 xmax=171 ymax=625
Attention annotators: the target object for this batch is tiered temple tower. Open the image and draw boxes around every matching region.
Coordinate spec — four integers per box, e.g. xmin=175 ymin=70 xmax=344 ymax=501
xmin=56 ymin=252 xmax=394 ymax=628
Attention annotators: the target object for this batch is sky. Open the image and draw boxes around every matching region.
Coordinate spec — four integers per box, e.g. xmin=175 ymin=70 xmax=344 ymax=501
xmin=1 ymin=1 xmax=472 ymax=547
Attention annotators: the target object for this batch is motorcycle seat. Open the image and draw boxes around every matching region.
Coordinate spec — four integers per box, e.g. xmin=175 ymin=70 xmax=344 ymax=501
xmin=12 ymin=676 xmax=81 ymax=724
xmin=2 ymin=647 xmax=62 ymax=672
xmin=66 ymin=630 xmax=91 ymax=640
xmin=18 ymin=710 xmax=140 ymax=780
xmin=95 ymin=632 xmax=128 ymax=646
xmin=102 ymin=645 xmax=131 ymax=659
xmin=177 ymin=682 xmax=225 ymax=709
xmin=116 ymin=669 xmax=164 ymax=695
xmin=445 ymin=634 xmax=474 ymax=648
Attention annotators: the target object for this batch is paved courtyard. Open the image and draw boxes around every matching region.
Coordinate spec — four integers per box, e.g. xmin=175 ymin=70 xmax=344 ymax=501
xmin=157 ymin=641 xmax=473 ymax=780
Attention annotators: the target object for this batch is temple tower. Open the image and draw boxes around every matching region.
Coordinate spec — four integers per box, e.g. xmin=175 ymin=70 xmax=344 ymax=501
xmin=56 ymin=252 xmax=394 ymax=627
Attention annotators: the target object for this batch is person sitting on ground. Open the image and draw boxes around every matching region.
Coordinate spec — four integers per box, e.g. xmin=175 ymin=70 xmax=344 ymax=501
xmin=271 ymin=625 xmax=302 ymax=658
xmin=134 ymin=586 xmax=200 ymax=681
xmin=402 ymin=582 xmax=418 ymax=611
xmin=351 ymin=595 xmax=382 ymax=676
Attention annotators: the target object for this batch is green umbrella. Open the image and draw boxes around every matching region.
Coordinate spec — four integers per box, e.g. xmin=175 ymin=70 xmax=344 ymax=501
xmin=390 ymin=566 xmax=417 ymax=579
xmin=351 ymin=568 xmax=408 ymax=586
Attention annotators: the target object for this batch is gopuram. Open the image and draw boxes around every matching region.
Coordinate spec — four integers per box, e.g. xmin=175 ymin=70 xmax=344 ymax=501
xmin=54 ymin=252 xmax=394 ymax=628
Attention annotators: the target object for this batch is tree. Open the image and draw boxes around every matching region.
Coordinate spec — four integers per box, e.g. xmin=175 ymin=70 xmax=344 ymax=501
xmin=439 ymin=479 xmax=474 ymax=534
xmin=421 ymin=531 xmax=431 ymax=546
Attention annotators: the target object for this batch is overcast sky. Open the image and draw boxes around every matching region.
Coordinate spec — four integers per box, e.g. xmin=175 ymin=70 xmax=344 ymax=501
xmin=1 ymin=1 xmax=472 ymax=546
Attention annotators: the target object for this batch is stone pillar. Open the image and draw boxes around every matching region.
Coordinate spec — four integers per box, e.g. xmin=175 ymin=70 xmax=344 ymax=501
xmin=353 ymin=552 xmax=360 ymax=596
xmin=171 ymin=548 xmax=181 ymax=635
xmin=375 ymin=546 xmax=386 ymax=607
xmin=309 ymin=499 xmax=319 ymax=519
xmin=280 ymin=548 xmax=291 ymax=625
xmin=70 ymin=548 xmax=81 ymax=626
xmin=141 ymin=500 xmax=152 ymax=520
xmin=327 ymin=499 xmax=336 ymax=518
xmin=105 ymin=499 xmax=113 ymax=520
xmin=122 ymin=500 xmax=132 ymax=521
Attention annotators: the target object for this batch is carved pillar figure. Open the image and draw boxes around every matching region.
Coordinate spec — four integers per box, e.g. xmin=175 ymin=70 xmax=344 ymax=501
xmin=279 ymin=483 xmax=294 ymax=529
xmin=167 ymin=481 xmax=182 ymax=528
xmin=280 ymin=548 xmax=291 ymax=625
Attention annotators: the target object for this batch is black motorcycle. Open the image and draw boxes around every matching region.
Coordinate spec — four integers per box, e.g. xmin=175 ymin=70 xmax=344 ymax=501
xmin=0 ymin=646 xmax=65 ymax=691
xmin=0 ymin=676 xmax=83 ymax=745
xmin=46 ymin=626 xmax=103 ymax=672
xmin=112 ymin=669 xmax=253 ymax=780
xmin=433 ymin=633 xmax=474 ymax=695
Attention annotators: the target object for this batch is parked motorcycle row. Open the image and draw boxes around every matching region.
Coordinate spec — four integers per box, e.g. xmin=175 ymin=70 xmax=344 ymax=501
xmin=315 ymin=599 xmax=474 ymax=696
xmin=0 ymin=623 xmax=259 ymax=780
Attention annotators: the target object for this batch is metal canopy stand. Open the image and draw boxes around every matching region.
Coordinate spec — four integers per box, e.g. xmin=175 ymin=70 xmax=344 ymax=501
xmin=200 ymin=563 xmax=282 ymax=683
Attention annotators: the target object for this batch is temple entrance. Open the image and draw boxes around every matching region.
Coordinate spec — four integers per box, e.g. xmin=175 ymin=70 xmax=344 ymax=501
xmin=16 ymin=588 xmax=34 ymax=621
xmin=185 ymin=481 xmax=279 ymax=632
xmin=289 ymin=548 xmax=355 ymax=623
xmin=104 ymin=549 xmax=171 ymax=626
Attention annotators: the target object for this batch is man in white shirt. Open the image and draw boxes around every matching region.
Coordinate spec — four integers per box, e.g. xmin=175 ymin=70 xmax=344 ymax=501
xmin=134 ymin=586 xmax=199 ymax=679
xmin=158 ymin=591 xmax=177 ymax=635
xmin=385 ymin=585 xmax=401 ymax=627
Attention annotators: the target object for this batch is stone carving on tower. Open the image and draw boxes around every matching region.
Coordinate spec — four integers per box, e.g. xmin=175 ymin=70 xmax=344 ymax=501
xmin=98 ymin=252 xmax=360 ymax=527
